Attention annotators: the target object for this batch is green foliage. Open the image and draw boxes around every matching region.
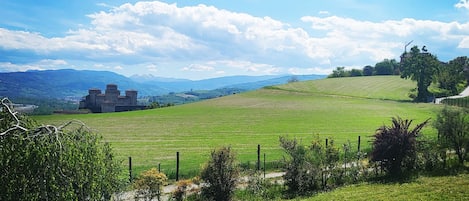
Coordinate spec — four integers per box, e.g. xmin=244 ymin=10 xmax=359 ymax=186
xmin=0 ymin=98 xmax=123 ymax=201
xmin=328 ymin=67 xmax=350 ymax=78
xmin=400 ymin=46 xmax=440 ymax=102
xmin=363 ymin=65 xmax=374 ymax=76
xmin=350 ymin=69 xmax=363 ymax=77
xmin=280 ymin=136 xmax=350 ymax=196
xmin=371 ymin=117 xmax=429 ymax=176
xmin=375 ymin=59 xmax=399 ymax=75
xmin=237 ymin=171 xmax=284 ymax=200
xmin=434 ymin=56 xmax=468 ymax=95
xmin=133 ymin=168 xmax=168 ymax=201
xmin=415 ymin=135 xmax=445 ymax=172
xmin=200 ymin=146 xmax=239 ymax=201
xmin=434 ymin=106 xmax=469 ymax=165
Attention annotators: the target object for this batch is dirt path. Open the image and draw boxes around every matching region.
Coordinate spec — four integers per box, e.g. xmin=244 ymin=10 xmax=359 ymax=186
xmin=117 ymin=172 xmax=285 ymax=201
xmin=434 ymin=86 xmax=469 ymax=104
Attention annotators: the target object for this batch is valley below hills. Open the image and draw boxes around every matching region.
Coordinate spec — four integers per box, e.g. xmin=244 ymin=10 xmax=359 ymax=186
xmin=0 ymin=69 xmax=326 ymax=114
xmin=0 ymin=69 xmax=325 ymax=106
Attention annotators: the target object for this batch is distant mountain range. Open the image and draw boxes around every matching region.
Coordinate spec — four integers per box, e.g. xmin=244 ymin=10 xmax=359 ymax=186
xmin=0 ymin=69 xmax=326 ymax=99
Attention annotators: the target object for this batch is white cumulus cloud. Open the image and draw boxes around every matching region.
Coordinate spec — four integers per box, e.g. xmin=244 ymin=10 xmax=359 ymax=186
xmin=1 ymin=1 xmax=469 ymax=79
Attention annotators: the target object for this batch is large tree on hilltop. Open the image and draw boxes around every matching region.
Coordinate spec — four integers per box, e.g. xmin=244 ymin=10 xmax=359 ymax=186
xmin=400 ymin=46 xmax=440 ymax=102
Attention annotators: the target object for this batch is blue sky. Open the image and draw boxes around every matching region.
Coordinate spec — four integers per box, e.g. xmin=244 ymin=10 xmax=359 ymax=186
xmin=1 ymin=0 xmax=469 ymax=79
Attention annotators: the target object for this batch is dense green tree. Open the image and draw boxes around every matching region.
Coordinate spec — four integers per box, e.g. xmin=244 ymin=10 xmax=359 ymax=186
xmin=350 ymin=69 xmax=363 ymax=77
xmin=375 ymin=59 xmax=398 ymax=75
xmin=400 ymin=46 xmax=440 ymax=102
xmin=0 ymin=98 xmax=122 ymax=201
xmin=363 ymin=65 xmax=374 ymax=76
xmin=371 ymin=117 xmax=429 ymax=176
xmin=434 ymin=106 xmax=469 ymax=165
xmin=435 ymin=56 xmax=468 ymax=95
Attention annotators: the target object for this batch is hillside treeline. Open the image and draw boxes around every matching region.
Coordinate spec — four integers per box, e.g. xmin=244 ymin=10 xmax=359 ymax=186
xmin=329 ymin=46 xmax=469 ymax=101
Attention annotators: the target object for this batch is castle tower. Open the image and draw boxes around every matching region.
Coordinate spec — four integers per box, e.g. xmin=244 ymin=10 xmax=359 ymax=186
xmin=88 ymin=88 xmax=101 ymax=107
xmin=105 ymin=84 xmax=120 ymax=104
xmin=125 ymin=90 xmax=138 ymax=106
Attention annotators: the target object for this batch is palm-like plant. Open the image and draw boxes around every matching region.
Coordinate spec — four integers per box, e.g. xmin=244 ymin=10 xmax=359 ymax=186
xmin=371 ymin=117 xmax=429 ymax=176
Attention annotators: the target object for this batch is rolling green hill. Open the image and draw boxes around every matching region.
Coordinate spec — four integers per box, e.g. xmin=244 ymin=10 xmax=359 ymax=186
xmin=33 ymin=76 xmax=441 ymax=177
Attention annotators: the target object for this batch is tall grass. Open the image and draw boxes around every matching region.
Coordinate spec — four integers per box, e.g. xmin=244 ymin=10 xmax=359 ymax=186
xmin=33 ymin=76 xmax=440 ymax=178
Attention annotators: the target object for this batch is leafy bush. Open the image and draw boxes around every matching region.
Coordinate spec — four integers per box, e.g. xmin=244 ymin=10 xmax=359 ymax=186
xmin=434 ymin=106 xmax=469 ymax=165
xmin=0 ymin=98 xmax=122 ymax=201
xmin=241 ymin=171 xmax=283 ymax=200
xmin=280 ymin=136 xmax=346 ymax=196
xmin=200 ymin=146 xmax=239 ymax=201
xmin=371 ymin=117 xmax=429 ymax=176
xmin=133 ymin=168 xmax=168 ymax=201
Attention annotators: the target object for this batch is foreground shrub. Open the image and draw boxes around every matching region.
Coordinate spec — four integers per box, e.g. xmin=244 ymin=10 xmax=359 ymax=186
xmin=371 ymin=117 xmax=429 ymax=176
xmin=238 ymin=171 xmax=283 ymax=200
xmin=200 ymin=146 xmax=239 ymax=201
xmin=280 ymin=136 xmax=343 ymax=196
xmin=0 ymin=98 xmax=122 ymax=201
xmin=435 ymin=106 xmax=469 ymax=165
xmin=133 ymin=168 xmax=168 ymax=201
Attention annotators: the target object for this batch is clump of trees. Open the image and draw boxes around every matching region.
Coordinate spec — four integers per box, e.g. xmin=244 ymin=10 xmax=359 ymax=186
xmin=0 ymin=98 xmax=123 ymax=201
xmin=328 ymin=59 xmax=400 ymax=78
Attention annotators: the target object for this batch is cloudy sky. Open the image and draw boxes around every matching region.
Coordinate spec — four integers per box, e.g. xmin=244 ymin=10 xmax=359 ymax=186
xmin=1 ymin=0 xmax=469 ymax=80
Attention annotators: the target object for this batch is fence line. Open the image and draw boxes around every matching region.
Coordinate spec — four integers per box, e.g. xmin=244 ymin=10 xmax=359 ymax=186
xmin=127 ymin=136 xmax=364 ymax=181
xmin=441 ymin=97 xmax=469 ymax=108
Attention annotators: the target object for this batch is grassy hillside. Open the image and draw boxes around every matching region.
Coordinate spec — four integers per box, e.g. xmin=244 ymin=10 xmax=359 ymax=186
xmin=303 ymin=174 xmax=469 ymax=201
xmin=33 ymin=76 xmax=440 ymax=177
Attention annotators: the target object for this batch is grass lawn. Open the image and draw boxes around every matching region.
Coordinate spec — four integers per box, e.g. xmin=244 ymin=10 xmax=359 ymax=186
xmin=33 ymin=76 xmax=442 ymax=178
xmin=302 ymin=174 xmax=469 ymax=201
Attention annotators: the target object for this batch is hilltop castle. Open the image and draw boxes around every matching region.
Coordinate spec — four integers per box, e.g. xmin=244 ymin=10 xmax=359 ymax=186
xmin=79 ymin=84 xmax=145 ymax=113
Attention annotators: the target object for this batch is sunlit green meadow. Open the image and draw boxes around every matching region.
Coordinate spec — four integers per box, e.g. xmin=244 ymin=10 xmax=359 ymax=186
xmin=301 ymin=174 xmax=469 ymax=201
xmin=33 ymin=76 xmax=441 ymax=177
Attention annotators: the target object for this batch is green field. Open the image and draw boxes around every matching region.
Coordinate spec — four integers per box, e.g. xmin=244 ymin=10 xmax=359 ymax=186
xmin=33 ymin=76 xmax=441 ymax=177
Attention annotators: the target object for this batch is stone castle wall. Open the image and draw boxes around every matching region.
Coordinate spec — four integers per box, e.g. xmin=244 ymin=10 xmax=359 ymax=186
xmin=79 ymin=84 xmax=144 ymax=113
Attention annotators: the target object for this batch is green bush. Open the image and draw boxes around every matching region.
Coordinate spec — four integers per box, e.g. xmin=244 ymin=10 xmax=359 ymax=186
xmin=200 ymin=146 xmax=239 ymax=201
xmin=435 ymin=106 xmax=469 ymax=165
xmin=0 ymin=98 xmax=123 ymax=201
xmin=133 ymin=168 xmax=168 ymax=201
xmin=280 ymin=136 xmax=346 ymax=196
